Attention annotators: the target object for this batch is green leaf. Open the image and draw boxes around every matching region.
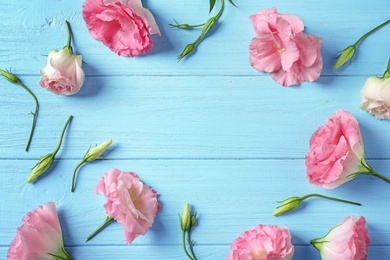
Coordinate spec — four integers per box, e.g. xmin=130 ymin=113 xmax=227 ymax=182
xmin=228 ymin=0 xmax=237 ymax=7
xmin=209 ymin=0 xmax=216 ymax=13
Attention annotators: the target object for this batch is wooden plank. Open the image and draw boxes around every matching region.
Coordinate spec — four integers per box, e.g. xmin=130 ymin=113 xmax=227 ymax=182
xmin=0 ymin=0 xmax=388 ymax=76
xmin=2 ymin=159 xmax=390 ymax=247
xmin=1 ymin=75 xmax=389 ymax=159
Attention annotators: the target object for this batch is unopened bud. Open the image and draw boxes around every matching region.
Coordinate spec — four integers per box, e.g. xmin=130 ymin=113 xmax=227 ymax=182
xmin=334 ymin=45 xmax=356 ymax=69
xmin=178 ymin=43 xmax=195 ymax=61
xmin=273 ymin=196 xmax=302 ymax=216
xmin=180 ymin=202 xmax=191 ymax=231
xmin=190 ymin=212 xmax=197 ymax=227
xmin=84 ymin=139 xmax=112 ymax=162
xmin=0 ymin=69 xmax=19 ymax=83
xmin=200 ymin=17 xmax=217 ymax=39
xmin=27 ymin=154 xmax=55 ymax=183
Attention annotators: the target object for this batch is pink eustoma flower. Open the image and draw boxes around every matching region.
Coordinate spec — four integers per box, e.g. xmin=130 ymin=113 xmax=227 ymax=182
xmin=7 ymin=202 xmax=73 ymax=260
xmin=227 ymin=224 xmax=294 ymax=260
xmin=360 ymin=76 xmax=390 ymax=119
xmin=87 ymin=168 xmax=161 ymax=244
xmin=311 ymin=215 xmax=370 ymax=260
xmin=40 ymin=21 xmax=85 ymax=95
xmin=82 ymin=0 xmax=160 ymax=57
xmin=40 ymin=49 xmax=85 ymax=95
xmin=306 ymin=110 xmax=390 ymax=188
xmin=305 ymin=110 xmax=368 ymax=189
xmin=249 ymin=7 xmax=323 ymax=86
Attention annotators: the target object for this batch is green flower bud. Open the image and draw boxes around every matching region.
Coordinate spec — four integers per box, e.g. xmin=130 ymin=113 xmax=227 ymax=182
xmin=84 ymin=139 xmax=112 ymax=162
xmin=273 ymin=196 xmax=302 ymax=216
xmin=0 ymin=69 xmax=19 ymax=83
xmin=27 ymin=154 xmax=55 ymax=183
xmin=177 ymin=24 xmax=191 ymax=29
xmin=333 ymin=45 xmax=356 ymax=69
xmin=177 ymin=43 xmax=195 ymax=61
xmin=190 ymin=212 xmax=197 ymax=227
xmin=200 ymin=17 xmax=217 ymax=39
xmin=180 ymin=202 xmax=191 ymax=231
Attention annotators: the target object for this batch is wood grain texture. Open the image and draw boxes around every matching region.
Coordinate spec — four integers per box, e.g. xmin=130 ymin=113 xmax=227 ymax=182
xmin=1 ymin=0 xmax=390 ymax=259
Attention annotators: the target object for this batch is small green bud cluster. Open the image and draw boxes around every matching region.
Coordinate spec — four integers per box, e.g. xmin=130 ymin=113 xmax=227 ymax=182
xmin=180 ymin=202 xmax=198 ymax=260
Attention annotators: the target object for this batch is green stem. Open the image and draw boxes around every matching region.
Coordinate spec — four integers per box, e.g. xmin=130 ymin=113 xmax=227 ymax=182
xmin=64 ymin=20 xmax=73 ymax=53
xmin=71 ymin=159 xmax=86 ymax=192
xmin=383 ymin=57 xmax=390 ymax=78
xmin=86 ymin=216 xmax=115 ymax=242
xmin=52 ymin=115 xmax=73 ymax=157
xmin=362 ymin=169 xmax=390 ymax=184
xmin=61 ymin=247 xmax=73 ymax=260
xmin=187 ymin=226 xmax=197 ymax=260
xmin=360 ymin=159 xmax=390 ymax=184
xmin=47 ymin=253 xmax=71 ymax=260
xmin=300 ymin=193 xmax=361 ymax=206
xmin=182 ymin=230 xmax=195 ymax=260
xmin=16 ymin=80 xmax=39 ymax=152
xmin=354 ymin=19 xmax=390 ymax=47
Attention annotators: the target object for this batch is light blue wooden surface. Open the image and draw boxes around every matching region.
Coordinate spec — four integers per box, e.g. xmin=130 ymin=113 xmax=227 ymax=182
xmin=1 ymin=0 xmax=390 ymax=259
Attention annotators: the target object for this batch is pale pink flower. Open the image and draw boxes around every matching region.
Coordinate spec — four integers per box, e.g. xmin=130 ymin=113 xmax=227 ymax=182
xmin=227 ymin=224 xmax=294 ymax=260
xmin=82 ymin=0 xmax=160 ymax=57
xmin=311 ymin=215 xmax=370 ymax=260
xmin=96 ymin=168 xmax=161 ymax=244
xmin=40 ymin=49 xmax=85 ymax=96
xmin=40 ymin=21 xmax=85 ymax=96
xmin=249 ymin=7 xmax=322 ymax=86
xmin=360 ymin=76 xmax=390 ymax=119
xmin=305 ymin=110 xmax=369 ymax=189
xmin=7 ymin=202 xmax=73 ymax=260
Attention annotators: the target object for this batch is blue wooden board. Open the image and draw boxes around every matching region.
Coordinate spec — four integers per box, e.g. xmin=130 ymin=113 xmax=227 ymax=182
xmin=1 ymin=0 xmax=390 ymax=259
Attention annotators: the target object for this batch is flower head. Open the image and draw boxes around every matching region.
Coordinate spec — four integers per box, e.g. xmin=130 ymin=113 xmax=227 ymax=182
xmin=227 ymin=224 xmax=294 ymax=260
xmin=305 ymin=110 xmax=369 ymax=189
xmin=82 ymin=0 xmax=160 ymax=57
xmin=40 ymin=21 xmax=85 ymax=95
xmin=311 ymin=215 xmax=370 ymax=259
xmin=95 ymin=168 xmax=161 ymax=244
xmin=249 ymin=7 xmax=323 ymax=86
xmin=360 ymin=76 xmax=390 ymax=119
xmin=360 ymin=59 xmax=390 ymax=119
xmin=7 ymin=202 xmax=73 ymax=260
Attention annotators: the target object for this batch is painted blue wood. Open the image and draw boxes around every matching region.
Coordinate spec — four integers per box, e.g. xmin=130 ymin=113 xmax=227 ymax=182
xmin=0 ymin=0 xmax=389 ymax=259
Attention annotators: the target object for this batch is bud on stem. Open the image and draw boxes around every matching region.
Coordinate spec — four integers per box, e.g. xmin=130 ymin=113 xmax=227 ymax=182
xmin=273 ymin=193 xmax=361 ymax=216
xmin=0 ymin=69 xmax=39 ymax=152
xmin=71 ymin=139 xmax=112 ymax=192
xmin=27 ymin=115 xmax=72 ymax=183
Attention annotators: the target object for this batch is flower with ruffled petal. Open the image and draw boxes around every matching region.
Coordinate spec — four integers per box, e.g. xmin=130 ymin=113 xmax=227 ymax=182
xmin=40 ymin=21 xmax=85 ymax=95
xmin=82 ymin=0 xmax=160 ymax=57
xmin=7 ymin=202 xmax=73 ymax=260
xmin=249 ymin=7 xmax=322 ymax=86
xmin=86 ymin=168 xmax=161 ymax=244
xmin=306 ymin=110 xmax=390 ymax=189
xmin=227 ymin=224 xmax=294 ymax=260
